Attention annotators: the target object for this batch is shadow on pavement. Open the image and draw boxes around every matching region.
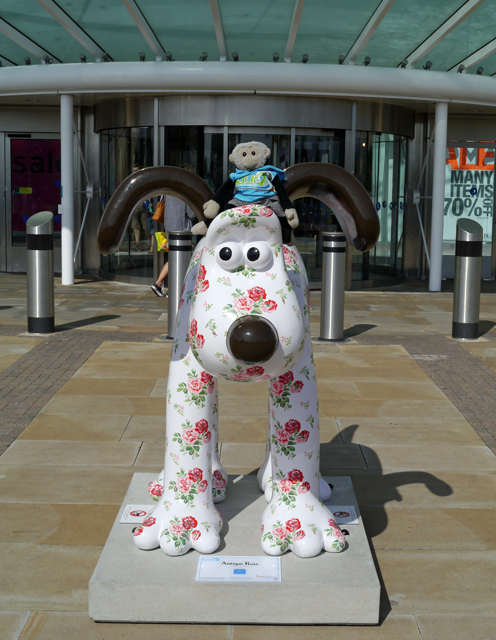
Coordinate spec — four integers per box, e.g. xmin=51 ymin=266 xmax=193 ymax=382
xmin=344 ymin=323 xmax=377 ymax=339
xmin=55 ymin=314 xmax=121 ymax=331
xmin=479 ymin=320 xmax=496 ymax=337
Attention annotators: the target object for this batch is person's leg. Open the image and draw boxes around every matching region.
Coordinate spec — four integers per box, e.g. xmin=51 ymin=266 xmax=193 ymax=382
xmin=156 ymin=261 xmax=169 ymax=287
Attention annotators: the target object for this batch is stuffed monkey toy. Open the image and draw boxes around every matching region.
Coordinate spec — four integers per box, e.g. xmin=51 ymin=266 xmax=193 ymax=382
xmin=194 ymin=141 xmax=298 ymax=243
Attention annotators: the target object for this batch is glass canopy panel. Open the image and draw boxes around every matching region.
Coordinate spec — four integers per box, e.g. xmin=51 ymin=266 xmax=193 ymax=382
xmin=0 ymin=0 xmax=81 ymax=63
xmin=138 ymin=0 xmax=218 ymax=61
xmin=465 ymin=49 xmax=496 ymax=76
xmin=415 ymin=0 xmax=496 ymax=71
xmin=293 ymin=0 xmax=381 ymax=65
xmin=219 ymin=0 xmax=293 ymax=62
xmin=361 ymin=0 xmax=467 ymax=68
xmin=56 ymin=0 xmax=155 ymax=62
xmin=0 ymin=31 xmax=36 ymax=65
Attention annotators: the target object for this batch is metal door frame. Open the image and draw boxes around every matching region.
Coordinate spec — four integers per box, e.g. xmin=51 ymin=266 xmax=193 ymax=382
xmin=5 ymin=133 xmax=61 ymax=273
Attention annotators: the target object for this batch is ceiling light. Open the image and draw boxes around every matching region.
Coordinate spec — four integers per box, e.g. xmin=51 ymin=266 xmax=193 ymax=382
xmin=423 ymin=61 xmax=432 ymax=70
xmin=273 ymin=52 xmax=279 ymax=62
xmin=24 ymin=57 xmax=31 ymax=65
xmin=165 ymin=52 xmax=173 ymax=61
xmin=400 ymin=59 xmax=408 ymax=68
xmin=102 ymin=53 xmax=112 ymax=62
xmin=139 ymin=52 xmax=145 ymax=62
xmin=302 ymin=54 xmax=308 ymax=63
xmin=42 ymin=55 xmax=53 ymax=64
xmin=199 ymin=52 xmax=208 ymax=61
xmin=338 ymin=55 xmax=345 ymax=65
xmin=457 ymin=64 xmax=465 ymax=73
xmin=79 ymin=53 xmax=87 ymax=63
xmin=363 ymin=56 xmax=371 ymax=66
xmin=232 ymin=52 xmax=239 ymax=62
xmin=477 ymin=66 xmax=484 ymax=75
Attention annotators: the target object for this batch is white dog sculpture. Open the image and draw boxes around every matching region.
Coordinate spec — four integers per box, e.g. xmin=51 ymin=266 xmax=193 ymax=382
xmin=133 ymin=203 xmax=346 ymax=558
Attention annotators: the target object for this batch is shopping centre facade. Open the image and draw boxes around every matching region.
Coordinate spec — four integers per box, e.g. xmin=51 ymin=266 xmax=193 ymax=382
xmin=1 ymin=0 xmax=496 ymax=291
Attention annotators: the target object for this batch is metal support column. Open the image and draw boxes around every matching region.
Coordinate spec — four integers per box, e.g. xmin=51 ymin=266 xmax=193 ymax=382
xmin=61 ymin=93 xmax=75 ymax=285
xmin=429 ymin=101 xmax=448 ymax=291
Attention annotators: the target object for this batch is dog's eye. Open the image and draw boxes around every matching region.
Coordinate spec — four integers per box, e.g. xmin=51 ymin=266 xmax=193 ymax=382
xmin=242 ymin=152 xmax=247 ymax=157
xmin=245 ymin=243 xmax=273 ymax=271
xmin=216 ymin=243 xmax=243 ymax=270
xmin=247 ymin=247 xmax=260 ymax=262
xmin=251 ymin=151 xmax=256 ymax=155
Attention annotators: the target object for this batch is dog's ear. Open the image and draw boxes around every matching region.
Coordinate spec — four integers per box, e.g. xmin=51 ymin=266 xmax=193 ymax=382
xmin=284 ymin=163 xmax=380 ymax=252
xmin=97 ymin=167 xmax=213 ymax=255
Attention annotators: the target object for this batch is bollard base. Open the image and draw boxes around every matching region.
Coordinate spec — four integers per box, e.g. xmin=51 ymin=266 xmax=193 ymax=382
xmin=452 ymin=321 xmax=479 ymax=340
xmin=318 ymin=336 xmax=345 ymax=343
xmin=28 ymin=317 xmax=54 ymax=334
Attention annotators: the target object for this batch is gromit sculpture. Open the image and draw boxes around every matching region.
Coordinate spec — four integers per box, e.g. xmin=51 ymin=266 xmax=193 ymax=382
xmin=97 ymin=161 xmax=379 ymax=558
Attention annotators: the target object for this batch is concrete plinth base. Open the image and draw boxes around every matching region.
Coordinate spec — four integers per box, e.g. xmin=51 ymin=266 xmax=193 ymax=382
xmin=89 ymin=474 xmax=380 ymax=625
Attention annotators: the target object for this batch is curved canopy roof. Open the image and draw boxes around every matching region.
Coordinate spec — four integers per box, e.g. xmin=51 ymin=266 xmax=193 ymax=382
xmin=1 ymin=0 xmax=496 ymax=111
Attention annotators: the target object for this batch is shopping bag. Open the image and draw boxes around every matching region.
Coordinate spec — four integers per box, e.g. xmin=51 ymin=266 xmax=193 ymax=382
xmin=155 ymin=231 xmax=168 ymax=252
xmin=152 ymin=199 xmax=165 ymax=223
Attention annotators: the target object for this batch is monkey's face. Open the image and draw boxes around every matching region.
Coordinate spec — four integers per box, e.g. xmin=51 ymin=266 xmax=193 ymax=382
xmin=230 ymin=142 xmax=269 ymax=171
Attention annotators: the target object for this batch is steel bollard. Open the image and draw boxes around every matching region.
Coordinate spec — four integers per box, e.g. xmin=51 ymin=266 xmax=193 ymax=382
xmin=320 ymin=231 xmax=347 ymax=341
xmin=167 ymin=230 xmax=192 ymax=339
xmin=26 ymin=211 xmax=54 ymax=334
xmin=452 ymin=218 xmax=483 ymax=340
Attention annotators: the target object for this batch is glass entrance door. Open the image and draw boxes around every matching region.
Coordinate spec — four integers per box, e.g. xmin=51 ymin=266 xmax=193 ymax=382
xmin=5 ymin=135 xmax=62 ymax=273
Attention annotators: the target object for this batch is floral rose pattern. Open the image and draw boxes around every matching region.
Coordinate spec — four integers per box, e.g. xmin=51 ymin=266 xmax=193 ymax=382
xmin=172 ymin=419 xmax=213 ymax=458
xmin=269 ymin=371 xmax=304 ymax=409
xmin=222 ymin=286 xmax=277 ymax=319
xmin=212 ymin=469 xmax=227 ymax=501
xmin=177 ymin=369 xmax=214 ymax=408
xmin=148 ymin=479 xmax=163 ymax=502
xmin=324 ymin=518 xmax=346 ymax=552
xmin=168 ymin=467 xmax=209 ymax=505
xmin=189 ymin=319 xmax=206 ymax=358
xmin=272 ymin=419 xmax=310 ymax=459
xmin=160 ymin=516 xmax=202 ymax=551
xmin=262 ymin=517 xmax=306 ymax=553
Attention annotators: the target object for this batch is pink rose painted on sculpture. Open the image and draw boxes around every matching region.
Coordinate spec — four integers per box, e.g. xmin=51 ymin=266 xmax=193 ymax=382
xmin=248 ymin=286 xmax=267 ymax=301
xmin=279 ymin=372 xmax=294 ymax=385
xmin=196 ymin=334 xmax=205 ymax=349
xmin=231 ymin=371 xmax=250 ymax=381
xmin=292 ymin=530 xmax=306 ymax=542
xmin=279 ymin=479 xmax=292 ymax=493
xmin=296 ymin=430 xmax=309 ymax=443
xmin=297 ymin=482 xmax=310 ymax=494
xmin=275 ymin=429 xmax=290 ymax=445
xmin=273 ymin=527 xmax=287 ymax=540
xmin=177 ymin=476 xmax=193 ymax=493
xmin=198 ymin=265 xmax=206 ymax=281
xmin=262 ymin=299 xmax=277 ymax=313
xmin=182 ymin=428 xmax=198 ymax=444
xmin=133 ymin=526 xmax=143 ymax=537
xmin=270 ymin=381 xmax=285 ymax=396
xmin=142 ymin=517 xmax=156 ymax=527
xmin=198 ymin=479 xmax=208 ymax=493
xmin=182 ymin=516 xmax=198 ymax=530
xmin=285 ymin=518 xmax=301 ymax=532
xmin=291 ymin=381 xmax=304 ymax=393
xmin=233 ymin=296 xmax=255 ymax=314
xmin=200 ymin=371 xmax=213 ymax=385
xmin=199 ymin=280 xmax=209 ymax=293
xmin=213 ymin=470 xmax=226 ymax=490
xmin=188 ymin=468 xmax=203 ymax=482
xmin=195 ymin=419 xmax=209 ymax=434
xmin=284 ymin=419 xmax=301 ymax=434
xmin=148 ymin=481 xmax=162 ymax=498
xmin=191 ymin=530 xmax=201 ymax=541
xmin=259 ymin=206 xmax=273 ymax=217
xmin=187 ymin=377 xmax=203 ymax=394
xmin=203 ymin=431 xmax=212 ymax=443
xmin=239 ymin=206 xmax=253 ymax=215
xmin=288 ymin=469 xmax=304 ymax=484
xmin=328 ymin=518 xmax=338 ymax=528
xmin=246 ymin=366 xmax=264 ymax=377
xmin=190 ymin=319 xmax=197 ymax=336
xmin=169 ymin=522 xmax=184 ymax=535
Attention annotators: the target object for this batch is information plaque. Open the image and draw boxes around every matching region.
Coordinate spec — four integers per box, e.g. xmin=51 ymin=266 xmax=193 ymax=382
xmin=197 ymin=556 xmax=281 ymax=582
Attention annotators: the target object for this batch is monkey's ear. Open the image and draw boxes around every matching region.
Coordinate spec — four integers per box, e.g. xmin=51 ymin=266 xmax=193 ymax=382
xmin=265 ymin=147 xmax=271 ymax=159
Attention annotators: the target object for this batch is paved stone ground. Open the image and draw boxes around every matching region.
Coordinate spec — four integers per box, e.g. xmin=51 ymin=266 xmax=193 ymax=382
xmin=352 ymin=331 xmax=496 ymax=454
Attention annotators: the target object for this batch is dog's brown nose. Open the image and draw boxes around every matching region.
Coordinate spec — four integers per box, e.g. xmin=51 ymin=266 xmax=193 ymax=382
xmin=227 ymin=316 xmax=278 ymax=365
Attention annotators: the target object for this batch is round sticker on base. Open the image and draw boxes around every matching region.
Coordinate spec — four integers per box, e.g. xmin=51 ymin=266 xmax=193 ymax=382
xmin=333 ymin=511 xmax=350 ymax=518
xmin=130 ymin=510 xmax=147 ymax=517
